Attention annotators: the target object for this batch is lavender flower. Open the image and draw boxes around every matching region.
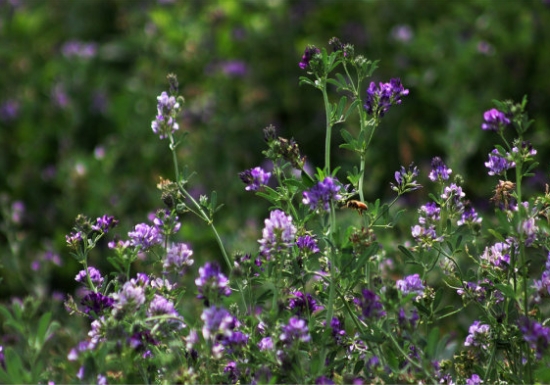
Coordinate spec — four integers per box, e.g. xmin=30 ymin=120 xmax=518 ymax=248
xmin=302 ymin=177 xmax=343 ymax=213
xmin=163 ymin=242 xmax=194 ymax=275
xmin=315 ymin=376 xmax=335 ymax=385
xmin=75 ymin=266 xmax=104 ymax=286
xmin=480 ymin=241 xmax=511 ymax=269
xmin=296 ymin=234 xmax=320 ymax=253
xmin=112 ymin=279 xmax=146 ymax=315
xmin=258 ymin=210 xmax=297 ymax=258
xmin=91 ymin=215 xmax=118 ymax=233
xmin=398 ymin=307 xmax=419 ymax=330
xmin=391 ymin=163 xmax=421 ymax=194
xmin=481 ymin=108 xmax=510 ymax=131
xmin=464 ymin=320 xmax=490 ymax=350
xmin=466 ymin=374 xmax=483 ymax=385
xmin=520 ymin=217 xmax=538 ymax=247
xmin=153 ymin=209 xmax=181 ymax=238
xmin=519 ymin=316 xmax=550 ymax=359
xmin=299 ymin=45 xmax=320 ymax=70
xmin=354 ymin=289 xmax=386 ymax=319
xmin=195 ymin=262 xmax=231 ymax=299
xmin=201 ymin=306 xmax=238 ymax=340
xmin=441 ymin=183 xmax=465 ymax=211
xmin=0 ymin=100 xmax=20 ymax=122
xmin=485 ymin=149 xmax=515 ymax=176
xmin=258 ymin=337 xmax=274 ymax=351
xmin=457 ymin=281 xmax=487 ymax=303
xmin=239 ymin=166 xmax=271 ymax=191
xmin=330 ymin=317 xmax=346 ymax=344
xmin=61 ymin=40 xmax=98 ymax=59
xmin=364 ymin=78 xmax=409 ymax=117
xmin=396 ymin=274 xmax=425 ymax=300
xmin=280 ymin=317 xmax=311 ymax=346
xmin=457 ymin=206 xmax=482 ymax=226
xmin=128 ymin=223 xmax=162 ymax=249
xmin=147 ymin=294 xmax=179 ymax=318
xmin=428 ymin=157 xmax=452 ymax=182
xmin=151 ymin=91 xmax=181 ymax=139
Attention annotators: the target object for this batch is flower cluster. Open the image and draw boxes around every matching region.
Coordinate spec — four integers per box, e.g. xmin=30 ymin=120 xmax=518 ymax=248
xmin=411 ymin=202 xmax=443 ymax=248
xmin=364 ymin=78 xmax=409 ymax=117
xmin=128 ymin=223 xmax=162 ymax=250
xmin=481 ymin=108 xmax=510 ymax=132
xmin=151 ymin=91 xmax=182 ymax=139
xmin=302 ymin=177 xmax=343 ymax=213
xmin=464 ymin=320 xmax=491 ymax=350
xmin=428 ymin=156 xmax=452 ymax=182
xmin=480 ymin=241 xmax=511 ymax=269
xmin=195 ymin=262 xmax=232 ymax=300
xmin=163 ymin=242 xmax=194 ymax=276
xmin=391 ymin=163 xmax=421 ymax=194
xmin=354 ymin=289 xmax=386 ymax=320
xmin=279 ymin=317 xmax=311 ymax=346
xmin=299 ymin=45 xmax=321 ymax=70
xmin=396 ymin=274 xmax=425 ymax=300
xmin=485 ymin=149 xmax=515 ymax=176
xmin=239 ymin=166 xmax=271 ymax=191
xmin=258 ymin=209 xmax=297 ymax=259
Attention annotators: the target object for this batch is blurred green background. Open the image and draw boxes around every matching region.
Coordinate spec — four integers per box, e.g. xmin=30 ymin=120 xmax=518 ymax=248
xmin=1 ymin=0 xmax=550 ymax=297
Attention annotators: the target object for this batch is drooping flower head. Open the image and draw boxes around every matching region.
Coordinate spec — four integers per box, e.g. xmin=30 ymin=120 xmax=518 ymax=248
xmin=481 ymin=108 xmax=510 ymax=132
xmin=239 ymin=166 xmax=271 ymax=191
xmin=258 ymin=210 xmax=297 ymax=259
xmin=428 ymin=157 xmax=452 ymax=182
xmin=364 ymin=78 xmax=409 ymax=118
xmin=302 ymin=177 xmax=343 ymax=213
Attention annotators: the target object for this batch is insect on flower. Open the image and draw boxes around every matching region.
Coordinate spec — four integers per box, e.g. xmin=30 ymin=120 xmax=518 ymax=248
xmin=345 ymin=200 xmax=368 ymax=215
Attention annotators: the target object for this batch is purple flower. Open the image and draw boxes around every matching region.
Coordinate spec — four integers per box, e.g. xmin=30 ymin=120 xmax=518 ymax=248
xmin=302 ymin=177 xmax=343 ymax=213
xmin=466 ymin=374 xmax=483 ymax=385
xmin=128 ymin=223 xmax=162 ymax=249
xmin=80 ymin=292 xmax=114 ymax=318
xmin=201 ymin=306 xmax=238 ymax=340
xmin=457 ymin=206 xmax=482 ymax=226
xmin=354 ymin=289 xmax=386 ymax=319
xmin=330 ymin=317 xmax=346 ymax=344
xmin=428 ymin=157 xmax=452 ymax=182
xmin=91 ymin=215 xmax=118 ymax=233
xmin=441 ymin=183 xmax=465 ymax=211
xmin=480 ymin=241 xmax=511 ymax=269
xmin=163 ymin=242 xmax=194 ymax=275
xmin=481 ymin=108 xmax=510 ymax=131
xmin=195 ymin=262 xmax=231 ymax=299
xmin=0 ymin=100 xmax=19 ymax=122
xmin=296 ymin=234 xmax=320 ymax=253
xmin=151 ymin=91 xmax=181 ymax=139
xmin=396 ymin=274 xmax=425 ymax=300
xmin=128 ymin=329 xmax=158 ymax=356
xmin=364 ymin=78 xmax=409 ymax=117
xmin=258 ymin=337 xmax=274 ymax=351
xmin=220 ymin=60 xmax=248 ymax=77
xmin=258 ymin=210 xmax=297 ymax=259
xmin=485 ymin=149 xmax=515 ymax=176
xmin=464 ymin=320 xmax=490 ymax=350
xmin=521 ymin=217 xmax=538 ymax=247
xmin=519 ymin=316 xmax=550 ymax=360
xmin=280 ymin=317 xmax=311 ymax=346
xmin=224 ymin=361 xmax=239 ymax=383
xmin=418 ymin=202 xmax=440 ymax=224
xmin=391 ymin=163 xmax=421 ymax=194
xmin=315 ymin=376 xmax=335 ymax=385
xmin=147 ymin=294 xmax=180 ymax=318
xmin=457 ymin=281 xmax=487 ymax=303
xmin=112 ymin=280 xmax=146 ymax=315
xmin=75 ymin=266 xmax=104 ymax=286
xmin=61 ymin=40 xmax=98 ymax=59
xmin=398 ymin=307 xmax=419 ymax=330
xmin=288 ymin=291 xmax=323 ymax=316
xmin=239 ymin=166 xmax=271 ymax=191
xmin=153 ymin=209 xmax=181 ymax=237
xmin=299 ymin=45 xmax=320 ymax=70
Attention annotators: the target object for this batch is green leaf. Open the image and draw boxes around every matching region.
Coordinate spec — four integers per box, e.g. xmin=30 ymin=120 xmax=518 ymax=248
xmin=426 ymin=327 xmax=440 ymax=357
xmin=4 ymin=347 xmax=25 ymax=384
xmin=35 ymin=311 xmax=52 ymax=350
xmin=487 ymin=229 xmax=506 ymax=242
xmin=398 ymin=245 xmax=415 ymax=261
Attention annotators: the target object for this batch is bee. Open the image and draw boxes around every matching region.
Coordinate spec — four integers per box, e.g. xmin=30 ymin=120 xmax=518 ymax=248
xmin=345 ymin=200 xmax=368 ymax=215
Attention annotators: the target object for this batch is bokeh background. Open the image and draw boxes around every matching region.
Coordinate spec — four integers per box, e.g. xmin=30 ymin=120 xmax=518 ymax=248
xmin=2 ymin=0 xmax=550 ymax=298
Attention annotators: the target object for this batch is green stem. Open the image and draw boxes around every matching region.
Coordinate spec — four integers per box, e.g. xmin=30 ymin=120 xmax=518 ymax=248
xmin=321 ymin=78 xmax=332 ymax=174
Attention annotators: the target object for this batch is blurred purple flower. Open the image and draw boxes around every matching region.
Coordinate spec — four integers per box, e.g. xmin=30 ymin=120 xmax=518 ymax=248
xmin=75 ymin=266 xmax=104 ymax=286
xmin=151 ymin=91 xmax=180 ymax=139
xmin=220 ymin=60 xmax=248 ymax=77
xmin=0 ymin=100 xmax=19 ymax=122
xmin=299 ymin=45 xmax=320 ymax=70
xmin=428 ymin=157 xmax=452 ymax=182
xmin=354 ymin=289 xmax=385 ymax=319
xmin=280 ymin=316 xmax=311 ymax=346
xmin=464 ymin=320 xmax=490 ymax=349
xmin=391 ymin=25 xmax=413 ymax=43
xmin=296 ymin=234 xmax=320 ymax=253
xmin=163 ymin=242 xmax=194 ymax=275
xmin=195 ymin=262 xmax=231 ymax=299
xmin=201 ymin=306 xmax=238 ymax=340
xmin=61 ymin=40 xmax=98 ymax=59
xmin=128 ymin=223 xmax=162 ymax=249
xmin=481 ymin=108 xmax=509 ymax=131
xmin=80 ymin=292 xmax=114 ymax=318
xmin=519 ymin=316 xmax=550 ymax=359
xmin=485 ymin=149 xmax=515 ymax=176
xmin=396 ymin=274 xmax=425 ymax=299
xmin=289 ymin=291 xmax=323 ymax=316
xmin=92 ymin=215 xmax=118 ymax=233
